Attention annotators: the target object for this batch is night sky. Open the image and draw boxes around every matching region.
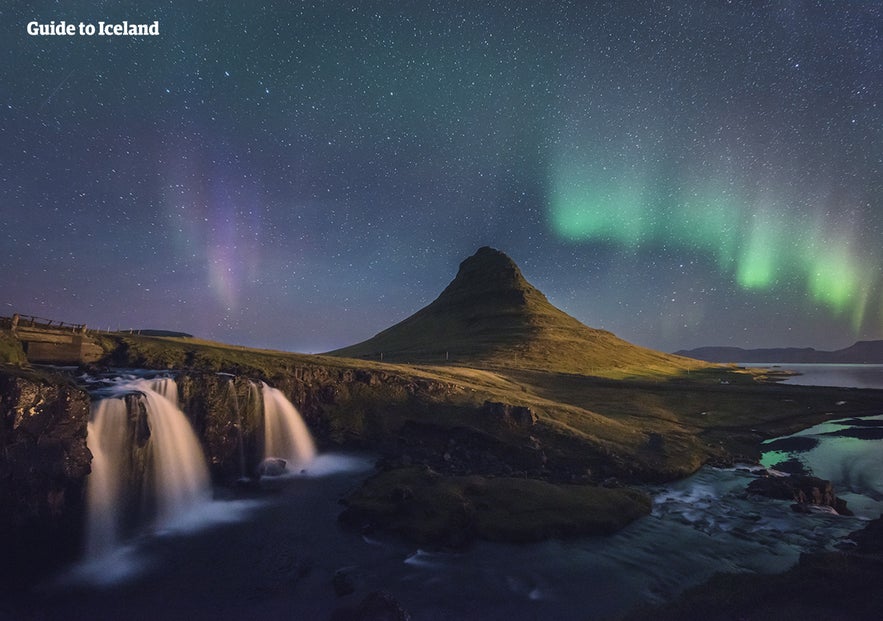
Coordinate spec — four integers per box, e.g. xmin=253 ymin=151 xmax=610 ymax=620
xmin=2 ymin=1 xmax=880 ymax=354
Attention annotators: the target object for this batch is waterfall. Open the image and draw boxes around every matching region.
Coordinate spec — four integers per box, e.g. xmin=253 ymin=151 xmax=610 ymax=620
xmin=260 ymin=382 xmax=316 ymax=471
xmin=137 ymin=385 xmax=211 ymax=524
xmin=248 ymin=381 xmax=262 ymax=425
xmin=85 ymin=398 xmax=129 ymax=559
xmin=148 ymin=377 xmax=179 ymax=405
xmin=84 ymin=378 xmax=211 ymax=558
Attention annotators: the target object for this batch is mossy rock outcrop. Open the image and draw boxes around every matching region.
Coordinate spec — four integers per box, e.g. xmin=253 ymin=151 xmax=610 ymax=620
xmin=340 ymin=466 xmax=651 ymax=548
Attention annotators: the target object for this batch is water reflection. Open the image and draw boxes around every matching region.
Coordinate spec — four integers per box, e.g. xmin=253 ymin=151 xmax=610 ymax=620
xmin=746 ymin=363 xmax=883 ymax=389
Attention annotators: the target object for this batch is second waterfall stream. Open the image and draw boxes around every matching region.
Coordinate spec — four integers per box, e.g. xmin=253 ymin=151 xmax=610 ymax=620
xmin=260 ymin=381 xmax=317 ymax=469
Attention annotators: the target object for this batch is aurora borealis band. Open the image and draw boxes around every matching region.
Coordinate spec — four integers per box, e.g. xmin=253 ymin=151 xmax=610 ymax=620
xmin=2 ymin=1 xmax=880 ymax=353
xmin=549 ymin=149 xmax=877 ymax=331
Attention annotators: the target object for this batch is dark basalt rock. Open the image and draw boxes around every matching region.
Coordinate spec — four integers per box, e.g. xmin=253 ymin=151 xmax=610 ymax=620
xmin=624 ymin=514 xmax=883 ymax=620
xmin=747 ymin=473 xmax=852 ymax=516
xmin=838 ymin=417 xmax=883 ymax=428
xmin=332 ymin=565 xmax=365 ymax=597
xmin=382 ymin=420 xmax=548 ymax=478
xmin=766 ymin=457 xmax=808 ymax=475
xmin=823 ymin=427 xmax=883 ymax=440
xmin=257 ymin=457 xmax=288 ymax=477
xmin=177 ymin=372 xmax=266 ymax=481
xmin=0 ymin=368 xmax=92 ymax=590
xmin=330 ymin=590 xmax=411 ymax=621
xmin=481 ymin=400 xmax=537 ymax=428
xmin=762 ymin=436 xmax=819 ymax=452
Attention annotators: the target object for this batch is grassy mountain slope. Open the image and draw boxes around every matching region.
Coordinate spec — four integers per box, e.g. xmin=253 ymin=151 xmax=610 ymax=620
xmin=328 ymin=246 xmax=709 ymax=378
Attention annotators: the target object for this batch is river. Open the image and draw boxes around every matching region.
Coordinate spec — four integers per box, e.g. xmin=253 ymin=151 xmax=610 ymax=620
xmin=4 ymin=366 xmax=882 ymax=620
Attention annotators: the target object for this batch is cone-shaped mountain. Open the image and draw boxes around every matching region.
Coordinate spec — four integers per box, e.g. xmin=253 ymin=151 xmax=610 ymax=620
xmin=328 ymin=247 xmax=702 ymax=376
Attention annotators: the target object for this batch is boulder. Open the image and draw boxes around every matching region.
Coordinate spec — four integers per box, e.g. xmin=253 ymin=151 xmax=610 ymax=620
xmin=330 ymin=590 xmax=411 ymax=621
xmin=481 ymin=400 xmax=537 ymax=428
xmin=747 ymin=473 xmax=852 ymax=515
xmin=332 ymin=565 xmax=365 ymax=597
xmin=257 ymin=457 xmax=288 ymax=477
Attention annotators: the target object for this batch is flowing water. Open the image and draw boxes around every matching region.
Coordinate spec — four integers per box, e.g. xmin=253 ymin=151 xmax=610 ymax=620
xmin=260 ymin=382 xmax=317 ymax=469
xmin=14 ymin=367 xmax=883 ymax=619
xmin=83 ymin=379 xmax=211 ymax=561
xmin=148 ymin=376 xmax=181 ymax=404
xmin=137 ymin=384 xmax=212 ymax=527
xmin=84 ymin=398 xmax=129 ymax=559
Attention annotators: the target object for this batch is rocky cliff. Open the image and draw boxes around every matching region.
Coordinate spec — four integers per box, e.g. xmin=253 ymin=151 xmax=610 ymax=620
xmin=174 ymin=366 xmax=572 ymax=484
xmin=0 ymin=369 xmax=92 ymax=590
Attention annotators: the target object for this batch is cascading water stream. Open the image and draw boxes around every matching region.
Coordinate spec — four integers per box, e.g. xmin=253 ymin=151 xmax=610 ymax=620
xmin=85 ymin=398 xmax=129 ymax=559
xmin=84 ymin=378 xmax=211 ymax=559
xmin=148 ymin=377 xmax=179 ymax=405
xmin=137 ymin=385 xmax=211 ymax=525
xmin=260 ymin=382 xmax=316 ymax=471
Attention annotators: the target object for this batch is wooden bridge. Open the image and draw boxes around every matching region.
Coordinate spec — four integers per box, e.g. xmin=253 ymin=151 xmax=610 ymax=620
xmin=2 ymin=314 xmax=104 ymax=364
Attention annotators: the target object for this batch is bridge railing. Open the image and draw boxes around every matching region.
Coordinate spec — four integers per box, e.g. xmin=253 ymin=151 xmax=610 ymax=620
xmin=1 ymin=314 xmax=154 ymax=336
xmin=4 ymin=313 xmax=88 ymax=333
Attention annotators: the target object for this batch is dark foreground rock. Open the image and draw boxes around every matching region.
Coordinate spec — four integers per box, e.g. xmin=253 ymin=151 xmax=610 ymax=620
xmin=339 ymin=466 xmax=651 ymax=548
xmin=747 ymin=473 xmax=852 ymax=516
xmin=330 ymin=590 xmax=412 ymax=621
xmin=761 ymin=436 xmax=819 ymax=452
xmin=0 ymin=367 xmax=92 ymax=591
xmin=623 ymin=515 xmax=883 ymax=621
xmin=823 ymin=427 xmax=883 ymax=440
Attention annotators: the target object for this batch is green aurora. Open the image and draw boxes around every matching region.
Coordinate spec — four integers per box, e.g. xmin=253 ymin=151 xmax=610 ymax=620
xmin=549 ymin=153 xmax=878 ymax=333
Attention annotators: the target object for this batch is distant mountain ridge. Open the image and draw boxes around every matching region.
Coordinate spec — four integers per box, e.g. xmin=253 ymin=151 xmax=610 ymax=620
xmin=328 ymin=246 xmax=706 ymax=377
xmin=675 ymin=341 xmax=883 ymax=364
